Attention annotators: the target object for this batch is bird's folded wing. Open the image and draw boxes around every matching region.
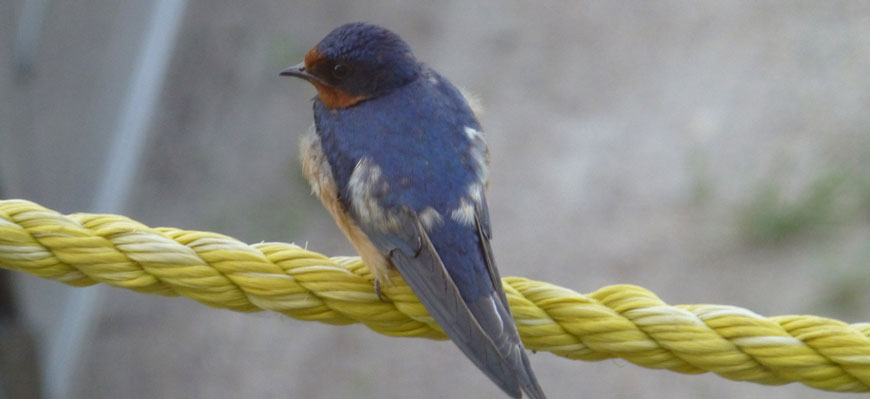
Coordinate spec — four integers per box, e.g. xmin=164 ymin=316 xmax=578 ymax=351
xmin=363 ymin=208 xmax=523 ymax=398
xmin=473 ymin=195 xmax=547 ymax=399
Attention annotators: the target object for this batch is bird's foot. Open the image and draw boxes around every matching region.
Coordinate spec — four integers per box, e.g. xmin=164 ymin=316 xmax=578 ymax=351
xmin=374 ymin=279 xmax=386 ymax=302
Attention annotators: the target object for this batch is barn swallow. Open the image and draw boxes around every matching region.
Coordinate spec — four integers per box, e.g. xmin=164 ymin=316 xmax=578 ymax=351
xmin=281 ymin=23 xmax=546 ymax=399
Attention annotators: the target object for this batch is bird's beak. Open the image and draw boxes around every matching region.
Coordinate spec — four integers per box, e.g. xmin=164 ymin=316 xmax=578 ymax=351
xmin=280 ymin=62 xmax=319 ymax=82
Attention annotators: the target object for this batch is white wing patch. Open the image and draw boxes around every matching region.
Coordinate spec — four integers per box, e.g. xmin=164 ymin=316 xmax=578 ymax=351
xmin=419 ymin=207 xmax=444 ymax=231
xmin=467 ymin=183 xmax=484 ymax=204
xmin=464 ymin=126 xmax=482 ymax=141
xmin=349 ymin=158 xmax=399 ymax=231
xmin=443 ymin=127 xmax=490 ymax=227
xmin=464 ymin=126 xmax=489 ymax=184
xmin=450 ymin=197 xmax=476 ymax=226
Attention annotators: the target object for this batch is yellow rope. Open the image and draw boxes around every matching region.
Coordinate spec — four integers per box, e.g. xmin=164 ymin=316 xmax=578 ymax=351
xmin=1 ymin=199 xmax=869 ymax=392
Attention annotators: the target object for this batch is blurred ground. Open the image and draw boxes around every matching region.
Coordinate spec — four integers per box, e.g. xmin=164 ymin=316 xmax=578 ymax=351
xmin=2 ymin=1 xmax=869 ymax=398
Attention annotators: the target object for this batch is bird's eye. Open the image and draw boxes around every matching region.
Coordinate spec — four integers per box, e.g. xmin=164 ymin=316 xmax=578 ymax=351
xmin=332 ymin=63 xmax=350 ymax=80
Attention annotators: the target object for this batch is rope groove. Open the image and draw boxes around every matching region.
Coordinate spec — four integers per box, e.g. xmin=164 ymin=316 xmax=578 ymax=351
xmin=1 ymin=199 xmax=868 ymax=392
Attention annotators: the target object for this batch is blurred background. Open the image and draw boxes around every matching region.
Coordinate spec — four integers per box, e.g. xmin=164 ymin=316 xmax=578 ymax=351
xmin=1 ymin=0 xmax=869 ymax=398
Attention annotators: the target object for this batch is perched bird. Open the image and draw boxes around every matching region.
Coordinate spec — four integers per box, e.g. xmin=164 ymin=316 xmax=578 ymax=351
xmin=281 ymin=22 xmax=546 ymax=399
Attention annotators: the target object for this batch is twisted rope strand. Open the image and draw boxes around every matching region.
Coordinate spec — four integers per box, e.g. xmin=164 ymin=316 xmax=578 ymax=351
xmin=1 ymin=199 xmax=868 ymax=392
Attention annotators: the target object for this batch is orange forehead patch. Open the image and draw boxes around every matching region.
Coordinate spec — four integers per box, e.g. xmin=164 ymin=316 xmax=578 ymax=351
xmin=304 ymin=47 xmax=324 ymax=69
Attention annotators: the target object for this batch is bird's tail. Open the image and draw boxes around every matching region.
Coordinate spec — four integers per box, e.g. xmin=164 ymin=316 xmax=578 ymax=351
xmin=516 ymin=348 xmax=546 ymax=399
xmin=467 ymin=293 xmax=548 ymax=399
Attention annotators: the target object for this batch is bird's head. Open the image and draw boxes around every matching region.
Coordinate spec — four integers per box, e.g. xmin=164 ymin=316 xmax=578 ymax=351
xmin=281 ymin=23 xmax=421 ymax=109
